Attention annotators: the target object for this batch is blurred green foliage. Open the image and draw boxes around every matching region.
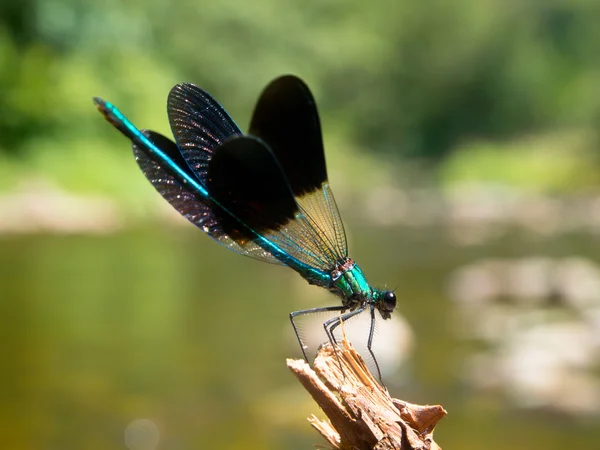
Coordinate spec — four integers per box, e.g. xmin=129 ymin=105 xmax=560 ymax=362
xmin=0 ymin=0 xmax=599 ymax=193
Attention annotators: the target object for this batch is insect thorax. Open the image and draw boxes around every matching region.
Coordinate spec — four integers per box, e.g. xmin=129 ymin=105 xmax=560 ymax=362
xmin=329 ymin=257 xmax=374 ymax=307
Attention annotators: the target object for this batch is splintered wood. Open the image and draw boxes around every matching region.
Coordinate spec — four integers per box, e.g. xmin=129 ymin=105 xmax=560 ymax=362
xmin=287 ymin=341 xmax=446 ymax=450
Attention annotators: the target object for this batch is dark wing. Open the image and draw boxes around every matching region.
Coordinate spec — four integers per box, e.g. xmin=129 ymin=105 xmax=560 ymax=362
xmin=167 ymin=83 xmax=241 ymax=181
xmin=132 ymin=130 xmax=282 ymax=264
xmin=166 ymin=76 xmax=348 ymax=272
xmin=249 ymin=75 xmax=326 ymax=197
xmin=205 ymin=135 xmax=337 ymax=278
xmin=206 ymin=135 xmax=298 ymax=242
xmin=248 ymin=75 xmax=348 ymax=266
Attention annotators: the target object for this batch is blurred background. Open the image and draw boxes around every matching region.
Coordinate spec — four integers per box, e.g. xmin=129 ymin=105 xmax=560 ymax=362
xmin=1 ymin=0 xmax=600 ymax=448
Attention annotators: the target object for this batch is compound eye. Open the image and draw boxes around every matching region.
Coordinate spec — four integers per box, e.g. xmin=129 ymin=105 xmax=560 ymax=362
xmin=383 ymin=291 xmax=397 ymax=311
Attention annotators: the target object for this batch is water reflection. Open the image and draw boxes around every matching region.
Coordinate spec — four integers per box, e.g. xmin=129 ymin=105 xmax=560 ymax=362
xmin=449 ymin=257 xmax=600 ymax=415
xmin=1 ymin=228 xmax=599 ymax=449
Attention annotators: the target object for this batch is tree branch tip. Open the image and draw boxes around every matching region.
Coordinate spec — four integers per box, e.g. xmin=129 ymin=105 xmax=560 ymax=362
xmin=287 ymin=339 xmax=446 ymax=449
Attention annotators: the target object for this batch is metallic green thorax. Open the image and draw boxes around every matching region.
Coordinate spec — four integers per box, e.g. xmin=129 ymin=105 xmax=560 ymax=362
xmin=330 ymin=258 xmax=379 ymax=305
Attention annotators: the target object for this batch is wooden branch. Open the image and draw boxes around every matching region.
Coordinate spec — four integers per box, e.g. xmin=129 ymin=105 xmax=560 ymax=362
xmin=287 ymin=340 xmax=446 ymax=450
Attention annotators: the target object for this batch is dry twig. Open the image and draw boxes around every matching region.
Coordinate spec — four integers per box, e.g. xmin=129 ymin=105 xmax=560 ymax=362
xmin=287 ymin=340 xmax=446 ymax=449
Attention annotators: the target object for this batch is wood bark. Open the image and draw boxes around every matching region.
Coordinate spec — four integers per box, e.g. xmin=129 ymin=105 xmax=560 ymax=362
xmin=287 ymin=340 xmax=446 ymax=449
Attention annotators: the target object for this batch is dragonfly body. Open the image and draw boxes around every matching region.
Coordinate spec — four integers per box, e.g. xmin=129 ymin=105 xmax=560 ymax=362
xmin=94 ymin=75 xmax=396 ymax=378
